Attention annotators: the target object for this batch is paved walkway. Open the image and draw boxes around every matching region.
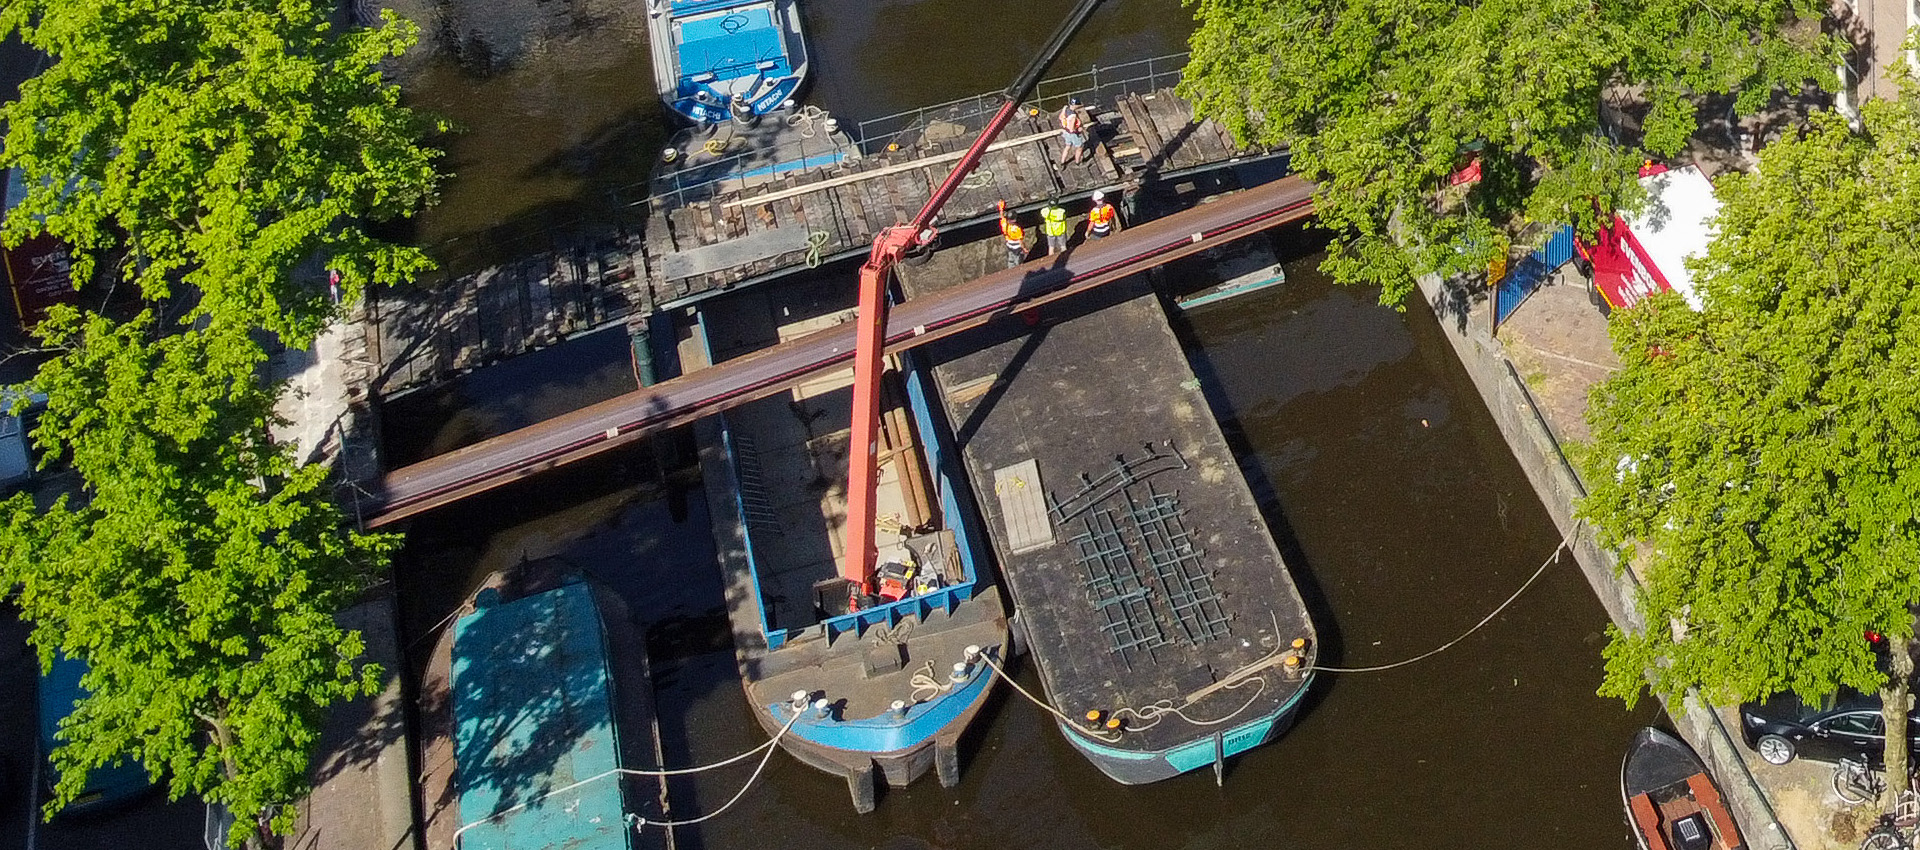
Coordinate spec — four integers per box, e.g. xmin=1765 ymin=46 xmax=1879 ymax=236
xmin=1495 ymin=274 xmax=1860 ymax=850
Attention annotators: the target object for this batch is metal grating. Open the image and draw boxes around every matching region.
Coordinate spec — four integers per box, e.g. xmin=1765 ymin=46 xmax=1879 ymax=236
xmin=1048 ymin=441 xmax=1189 ymax=524
xmin=1058 ymin=442 xmax=1228 ymax=664
xmin=1070 ymin=508 xmax=1167 ymax=668
xmin=1126 ymin=483 xmax=1229 ymax=643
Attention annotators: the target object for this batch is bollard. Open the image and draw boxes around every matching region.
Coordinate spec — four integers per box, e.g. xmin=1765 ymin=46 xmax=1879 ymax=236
xmin=891 ymin=699 xmax=909 ymax=718
xmin=949 ymin=662 xmax=969 ymax=685
xmin=790 ymin=690 xmax=810 ymax=712
xmin=813 ymin=697 xmax=832 ymax=720
xmin=729 ymin=94 xmax=758 ymax=128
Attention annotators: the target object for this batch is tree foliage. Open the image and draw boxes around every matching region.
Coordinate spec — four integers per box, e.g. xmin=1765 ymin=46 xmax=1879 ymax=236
xmin=0 ymin=310 xmax=396 ymax=838
xmin=0 ymin=0 xmax=438 ymax=838
xmin=0 ymin=0 xmax=443 ymax=342
xmin=1180 ymin=0 xmax=1836 ymax=304
xmin=1578 ymin=96 xmax=1920 ymax=780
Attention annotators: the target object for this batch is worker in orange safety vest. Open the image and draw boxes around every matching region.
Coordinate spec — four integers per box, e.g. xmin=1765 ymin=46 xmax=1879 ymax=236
xmin=1086 ymin=190 xmax=1120 ymax=240
xmin=997 ymin=201 xmax=1027 ymax=268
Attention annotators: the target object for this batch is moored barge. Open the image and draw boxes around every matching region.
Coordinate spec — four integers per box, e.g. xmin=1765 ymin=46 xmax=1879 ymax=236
xmin=901 ymin=247 xmax=1317 ymax=784
xmin=696 ymin=302 xmax=1007 ymax=812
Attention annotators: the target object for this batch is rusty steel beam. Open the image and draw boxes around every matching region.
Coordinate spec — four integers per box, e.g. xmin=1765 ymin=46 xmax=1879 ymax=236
xmin=362 ymin=176 xmax=1317 ymax=526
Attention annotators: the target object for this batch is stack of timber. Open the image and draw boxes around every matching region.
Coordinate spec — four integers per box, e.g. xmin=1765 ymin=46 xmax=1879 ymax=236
xmin=643 ymin=88 xmax=1266 ymax=307
xmin=361 ymin=88 xmax=1265 ymax=396
xmin=364 ymin=231 xmax=649 ymax=394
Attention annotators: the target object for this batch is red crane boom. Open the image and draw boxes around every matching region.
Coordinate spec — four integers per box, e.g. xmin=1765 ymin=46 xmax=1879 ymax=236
xmin=842 ymin=0 xmax=1109 ymax=592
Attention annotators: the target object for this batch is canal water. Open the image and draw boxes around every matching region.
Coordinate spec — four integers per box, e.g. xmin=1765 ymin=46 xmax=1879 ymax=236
xmin=382 ymin=0 xmax=1191 ymax=275
xmin=382 ymin=0 xmax=1655 ymax=844
xmin=390 ymin=230 xmax=1655 ymax=849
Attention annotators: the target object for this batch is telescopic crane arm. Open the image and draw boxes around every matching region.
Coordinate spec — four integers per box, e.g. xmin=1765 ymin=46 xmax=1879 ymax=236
xmin=842 ymin=0 xmax=1109 ymax=592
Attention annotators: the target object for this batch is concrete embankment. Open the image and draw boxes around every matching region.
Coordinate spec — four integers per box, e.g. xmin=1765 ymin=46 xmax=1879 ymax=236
xmin=1414 ymin=273 xmax=1803 ymax=850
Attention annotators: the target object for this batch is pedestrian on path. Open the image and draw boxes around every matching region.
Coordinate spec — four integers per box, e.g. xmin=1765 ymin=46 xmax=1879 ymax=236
xmin=1057 ymin=98 xmax=1088 ymax=166
xmin=998 ymin=201 xmax=1027 ymax=268
xmin=1086 ymin=190 xmax=1120 ymax=240
xmin=1040 ymin=200 xmax=1069 ymax=255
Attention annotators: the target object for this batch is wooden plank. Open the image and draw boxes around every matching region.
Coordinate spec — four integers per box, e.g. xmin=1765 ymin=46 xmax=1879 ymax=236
xmin=1013 ymin=138 xmax=1058 ymax=199
xmin=690 ymin=202 xmax=718 ymax=250
xmin=985 ymin=147 xmax=1021 ymax=208
xmin=854 ymin=168 xmax=889 ymax=237
xmin=1148 ymin=92 xmax=1195 ymax=168
xmin=667 ymin=206 xmax=699 ymax=256
xmin=719 ymin=130 xmax=1056 ymax=209
xmin=1113 ymin=95 xmax=1156 ymax=170
xmin=1205 ymin=116 xmax=1240 ymax=157
xmin=837 ymin=182 xmax=873 ymax=244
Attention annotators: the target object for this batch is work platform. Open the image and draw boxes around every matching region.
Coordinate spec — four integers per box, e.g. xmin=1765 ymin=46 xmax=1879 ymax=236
xmin=898 ymin=233 xmax=1317 ymax=783
xmin=358 ymin=56 xmax=1278 ymax=397
xmin=646 ymin=83 xmax=1269 ymax=304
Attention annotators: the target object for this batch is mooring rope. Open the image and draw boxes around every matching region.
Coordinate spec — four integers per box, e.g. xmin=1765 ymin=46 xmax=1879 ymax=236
xmin=452 ymin=713 xmax=799 ymax=846
xmin=786 ymin=104 xmax=831 ymax=138
xmin=804 ymin=230 xmax=831 ymax=268
xmin=627 ymin=715 xmax=790 ymax=829
xmin=1310 ymin=531 xmax=1575 ymax=674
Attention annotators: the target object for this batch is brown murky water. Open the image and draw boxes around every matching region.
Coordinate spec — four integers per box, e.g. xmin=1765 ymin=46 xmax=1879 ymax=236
xmin=385 ymin=2 xmax=1656 ymax=844
xmin=391 ymin=233 xmax=1654 ymax=850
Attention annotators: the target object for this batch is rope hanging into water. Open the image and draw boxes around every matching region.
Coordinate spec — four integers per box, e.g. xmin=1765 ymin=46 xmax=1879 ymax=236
xmin=1310 ymin=530 xmax=1576 ymax=674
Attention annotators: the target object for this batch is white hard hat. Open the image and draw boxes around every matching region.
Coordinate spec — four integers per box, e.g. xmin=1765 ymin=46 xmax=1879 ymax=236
xmin=1092 ymin=190 xmax=1105 ymax=202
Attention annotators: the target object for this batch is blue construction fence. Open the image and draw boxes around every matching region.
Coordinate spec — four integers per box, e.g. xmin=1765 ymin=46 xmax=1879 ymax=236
xmin=1494 ymin=224 xmax=1577 ymax=327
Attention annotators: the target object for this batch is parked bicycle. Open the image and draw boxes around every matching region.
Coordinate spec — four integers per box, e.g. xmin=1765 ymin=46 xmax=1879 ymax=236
xmin=1862 ymin=789 xmax=1919 ymax=850
xmin=1839 ymin=756 xmax=1890 ymax=806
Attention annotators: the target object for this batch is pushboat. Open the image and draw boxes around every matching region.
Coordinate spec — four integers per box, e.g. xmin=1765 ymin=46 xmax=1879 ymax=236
xmin=647 ymin=0 xmax=809 ymax=125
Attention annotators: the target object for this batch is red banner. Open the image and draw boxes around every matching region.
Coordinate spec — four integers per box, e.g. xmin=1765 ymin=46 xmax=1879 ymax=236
xmin=4 ymin=233 xmax=78 ymax=328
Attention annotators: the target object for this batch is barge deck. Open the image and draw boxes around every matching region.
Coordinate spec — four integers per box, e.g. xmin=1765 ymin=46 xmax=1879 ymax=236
xmin=899 ymin=232 xmax=1316 ymax=784
xmin=694 ymin=282 xmax=1006 ymax=811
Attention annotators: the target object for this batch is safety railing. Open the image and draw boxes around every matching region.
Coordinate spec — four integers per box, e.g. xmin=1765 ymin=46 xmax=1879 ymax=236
xmin=641 ymin=52 xmax=1193 ymax=211
xmin=855 ymin=52 xmax=1191 ymax=156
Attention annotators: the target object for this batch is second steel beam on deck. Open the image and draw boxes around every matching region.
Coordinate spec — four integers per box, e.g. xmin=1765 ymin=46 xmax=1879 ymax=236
xmin=362 ymin=176 xmax=1317 ymax=527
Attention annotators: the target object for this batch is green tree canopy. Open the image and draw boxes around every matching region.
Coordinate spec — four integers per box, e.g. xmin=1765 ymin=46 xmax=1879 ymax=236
xmin=0 ymin=0 xmax=442 ymax=342
xmin=0 ymin=310 xmax=395 ymax=839
xmin=1579 ymin=96 xmax=1920 ymax=786
xmin=1180 ymin=0 xmax=1835 ymax=304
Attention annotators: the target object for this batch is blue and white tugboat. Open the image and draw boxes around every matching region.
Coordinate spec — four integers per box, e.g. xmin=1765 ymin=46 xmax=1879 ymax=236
xmin=647 ymin=0 xmax=809 ymax=125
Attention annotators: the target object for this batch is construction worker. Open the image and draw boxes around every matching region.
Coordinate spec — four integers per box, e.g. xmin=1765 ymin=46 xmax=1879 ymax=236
xmin=997 ymin=201 xmax=1026 ymax=268
xmin=1057 ymin=97 xmax=1087 ymax=166
xmin=1040 ymin=200 xmax=1069 ymax=255
xmin=1086 ymin=190 xmax=1120 ymax=240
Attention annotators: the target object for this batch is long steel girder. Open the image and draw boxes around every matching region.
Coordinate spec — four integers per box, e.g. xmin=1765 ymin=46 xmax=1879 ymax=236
xmin=362 ymin=176 xmax=1317 ymax=526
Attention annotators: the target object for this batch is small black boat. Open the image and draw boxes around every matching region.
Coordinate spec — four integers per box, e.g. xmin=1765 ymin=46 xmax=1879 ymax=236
xmin=1622 ymin=727 xmax=1745 ymax=850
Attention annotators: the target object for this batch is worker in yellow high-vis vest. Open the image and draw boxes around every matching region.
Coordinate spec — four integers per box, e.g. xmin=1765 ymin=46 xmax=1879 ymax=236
xmin=1041 ymin=201 xmax=1069 ymax=255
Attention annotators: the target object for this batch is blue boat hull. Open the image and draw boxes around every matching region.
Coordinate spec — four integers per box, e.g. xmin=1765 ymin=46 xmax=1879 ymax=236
xmin=648 ymin=0 xmax=810 ymax=124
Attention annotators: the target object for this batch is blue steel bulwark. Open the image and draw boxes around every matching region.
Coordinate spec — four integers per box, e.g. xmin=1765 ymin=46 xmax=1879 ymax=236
xmin=364 ymin=176 xmax=1317 ymax=526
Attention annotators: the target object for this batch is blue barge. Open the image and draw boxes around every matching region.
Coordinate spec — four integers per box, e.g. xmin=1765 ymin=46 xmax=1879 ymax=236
xmin=648 ymin=0 xmax=809 ymax=124
xmin=695 ymin=304 xmax=1006 ymax=812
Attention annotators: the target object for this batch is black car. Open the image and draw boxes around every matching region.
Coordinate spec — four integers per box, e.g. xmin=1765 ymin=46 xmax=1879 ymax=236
xmin=1739 ymin=689 xmax=1916 ymax=765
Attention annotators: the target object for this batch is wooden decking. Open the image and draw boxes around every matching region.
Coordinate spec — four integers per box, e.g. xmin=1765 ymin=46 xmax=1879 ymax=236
xmin=360 ymin=85 xmax=1272 ymax=396
xmin=644 ymin=88 xmax=1266 ymax=304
